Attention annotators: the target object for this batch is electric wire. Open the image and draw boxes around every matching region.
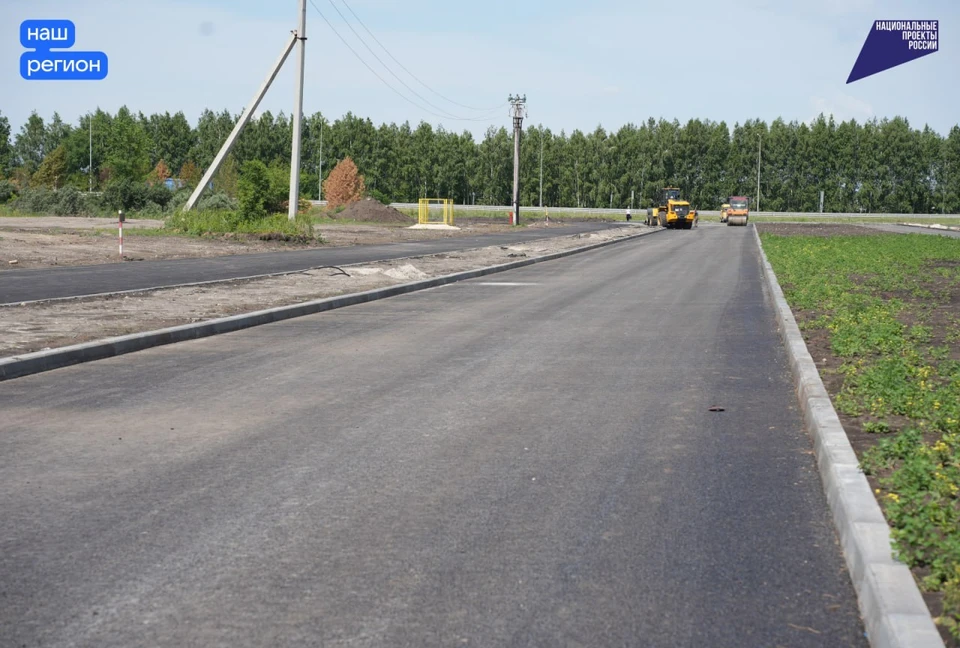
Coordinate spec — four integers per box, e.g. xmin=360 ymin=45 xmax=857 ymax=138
xmin=335 ymin=0 xmax=506 ymax=114
xmin=307 ymin=0 xmax=503 ymax=124
xmin=321 ymin=0 xmax=483 ymax=121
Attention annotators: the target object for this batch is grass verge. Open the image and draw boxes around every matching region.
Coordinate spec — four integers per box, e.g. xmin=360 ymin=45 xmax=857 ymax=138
xmin=760 ymin=229 xmax=960 ymax=643
xmin=165 ymin=210 xmax=318 ymax=241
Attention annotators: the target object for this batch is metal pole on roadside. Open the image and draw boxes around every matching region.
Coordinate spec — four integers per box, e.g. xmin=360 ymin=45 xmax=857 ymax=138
xmin=756 ymin=134 xmax=762 ymax=212
xmin=118 ymin=210 xmax=124 ymax=258
xmin=88 ymin=114 xmax=93 ymax=193
xmin=287 ymin=0 xmax=307 ymax=220
xmin=508 ymin=94 xmax=526 ymax=226
xmin=539 ymin=127 xmax=543 ymax=209
xmin=318 ymin=117 xmax=323 ymax=201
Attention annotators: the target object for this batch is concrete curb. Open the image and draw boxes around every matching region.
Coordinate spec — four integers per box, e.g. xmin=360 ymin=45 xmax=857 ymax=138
xmin=752 ymin=226 xmax=944 ymax=648
xmin=0 ymin=227 xmax=662 ymax=382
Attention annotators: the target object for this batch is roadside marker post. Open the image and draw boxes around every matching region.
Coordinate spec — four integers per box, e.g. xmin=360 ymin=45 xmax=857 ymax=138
xmin=118 ymin=210 xmax=124 ymax=258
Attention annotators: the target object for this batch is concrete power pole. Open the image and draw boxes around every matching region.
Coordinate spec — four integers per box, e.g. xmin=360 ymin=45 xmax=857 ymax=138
xmin=288 ymin=0 xmax=307 ymax=221
xmin=184 ymin=2 xmax=306 ymax=214
xmin=539 ymin=127 xmax=544 ymax=209
xmin=508 ymin=95 xmax=526 ymax=226
xmin=318 ymin=118 xmax=323 ymax=201
xmin=88 ymin=113 xmax=92 ymax=193
xmin=756 ymin=134 xmax=762 ymax=213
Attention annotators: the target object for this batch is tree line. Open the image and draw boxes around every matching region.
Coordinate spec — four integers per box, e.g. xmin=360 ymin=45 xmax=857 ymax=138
xmin=1 ymin=107 xmax=959 ymax=213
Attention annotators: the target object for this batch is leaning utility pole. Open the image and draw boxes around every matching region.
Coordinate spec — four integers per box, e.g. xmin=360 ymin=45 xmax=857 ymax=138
xmin=184 ymin=1 xmax=307 ymax=215
xmin=508 ymin=94 xmax=526 ymax=226
xmin=288 ymin=0 xmax=307 ymax=220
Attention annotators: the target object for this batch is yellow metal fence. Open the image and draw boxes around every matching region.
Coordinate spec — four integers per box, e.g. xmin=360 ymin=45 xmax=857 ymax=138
xmin=418 ymin=198 xmax=455 ymax=225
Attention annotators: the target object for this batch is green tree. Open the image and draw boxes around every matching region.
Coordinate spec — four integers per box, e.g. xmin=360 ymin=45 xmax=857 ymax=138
xmin=105 ymin=107 xmax=152 ymax=181
xmin=32 ymin=145 xmax=68 ymax=189
xmin=214 ymin=154 xmax=239 ymax=197
xmin=144 ymin=111 xmax=195 ymax=173
xmin=0 ymin=111 xmax=12 ymax=175
xmin=14 ymin=111 xmax=47 ymax=171
xmin=237 ymin=159 xmax=270 ymax=221
xmin=44 ymin=112 xmax=72 ymax=154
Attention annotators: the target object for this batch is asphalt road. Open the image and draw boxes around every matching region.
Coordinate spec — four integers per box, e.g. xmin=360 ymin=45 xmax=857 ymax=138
xmin=0 ymin=224 xmax=866 ymax=647
xmin=865 ymin=223 xmax=960 ymax=238
xmin=0 ymin=222 xmax=621 ymax=304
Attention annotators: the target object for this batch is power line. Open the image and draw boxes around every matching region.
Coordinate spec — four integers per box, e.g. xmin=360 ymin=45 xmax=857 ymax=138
xmin=312 ymin=0 xmax=501 ymax=123
xmin=335 ymin=0 xmax=505 ymax=114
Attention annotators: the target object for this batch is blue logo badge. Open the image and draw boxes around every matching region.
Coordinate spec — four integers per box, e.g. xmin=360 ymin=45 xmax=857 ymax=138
xmin=847 ymin=20 xmax=938 ymax=83
xmin=20 ymin=20 xmax=108 ymax=81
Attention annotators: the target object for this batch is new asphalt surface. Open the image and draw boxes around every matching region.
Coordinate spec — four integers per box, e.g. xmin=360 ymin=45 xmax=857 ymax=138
xmin=0 ymin=224 xmax=867 ymax=647
xmin=0 ymin=222 xmax=621 ymax=304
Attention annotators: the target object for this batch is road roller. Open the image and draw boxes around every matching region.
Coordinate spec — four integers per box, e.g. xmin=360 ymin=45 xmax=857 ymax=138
xmin=726 ymin=196 xmax=749 ymax=226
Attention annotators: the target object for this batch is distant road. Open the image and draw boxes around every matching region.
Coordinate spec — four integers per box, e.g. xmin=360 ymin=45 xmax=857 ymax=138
xmin=865 ymin=223 xmax=960 ymax=238
xmin=317 ymin=200 xmax=960 ymax=220
xmin=0 ymin=222 xmax=621 ymax=304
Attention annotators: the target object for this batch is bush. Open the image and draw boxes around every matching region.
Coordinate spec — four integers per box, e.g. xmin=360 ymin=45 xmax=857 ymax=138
xmin=102 ymin=178 xmax=148 ymax=212
xmin=139 ymin=201 xmax=165 ymax=217
xmin=237 ymin=160 xmax=271 ymax=221
xmin=13 ymin=187 xmax=58 ymax=213
xmin=52 ymin=186 xmax=86 ymax=216
xmin=197 ymin=192 xmax=238 ymax=211
xmin=146 ymin=184 xmax=173 ymax=209
xmin=165 ymin=209 xmax=314 ymax=239
xmin=0 ymin=179 xmax=17 ymax=203
xmin=168 ymin=188 xmax=192 ymax=212
xmin=366 ymin=188 xmax=391 ymax=205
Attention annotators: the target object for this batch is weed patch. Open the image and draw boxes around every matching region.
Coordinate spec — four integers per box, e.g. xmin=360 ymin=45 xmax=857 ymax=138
xmin=761 ymin=229 xmax=960 ymax=641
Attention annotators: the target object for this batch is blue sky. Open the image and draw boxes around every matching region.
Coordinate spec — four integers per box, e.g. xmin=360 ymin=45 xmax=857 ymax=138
xmin=2 ymin=0 xmax=957 ymax=137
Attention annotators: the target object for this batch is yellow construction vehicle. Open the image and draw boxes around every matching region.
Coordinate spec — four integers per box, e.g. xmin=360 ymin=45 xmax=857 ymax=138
xmin=726 ymin=196 xmax=749 ymax=226
xmin=719 ymin=203 xmax=731 ymax=223
xmin=646 ymin=188 xmax=697 ymax=229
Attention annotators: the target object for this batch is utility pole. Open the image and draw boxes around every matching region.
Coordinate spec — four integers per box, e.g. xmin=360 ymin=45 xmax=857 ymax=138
xmin=318 ymin=117 xmax=323 ymax=201
xmin=288 ymin=0 xmax=307 ymax=220
xmin=185 ymin=31 xmax=298 ymax=211
xmin=575 ymin=159 xmax=581 ymax=208
xmin=756 ymin=134 xmax=762 ymax=213
xmin=88 ymin=113 xmax=92 ymax=192
xmin=539 ymin=126 xmax=544 ymax=209
xmin=508 ymin=94 xmax=526 ymax=226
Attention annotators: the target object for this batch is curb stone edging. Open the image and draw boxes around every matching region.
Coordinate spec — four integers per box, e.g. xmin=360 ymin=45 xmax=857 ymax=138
xmin=0 ymin=227 xmax=662 ymax=382
xmin=752 ymin=226 xmax=945 ymax=648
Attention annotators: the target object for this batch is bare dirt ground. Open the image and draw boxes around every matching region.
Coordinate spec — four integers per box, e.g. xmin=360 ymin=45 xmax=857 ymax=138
xmin=0 ymin=217 xmax=538 ymax=269
xmin=755 ymin=222 xmax=882 ymax=237
xmin=1 ymin=226 xmax=646 ymax=357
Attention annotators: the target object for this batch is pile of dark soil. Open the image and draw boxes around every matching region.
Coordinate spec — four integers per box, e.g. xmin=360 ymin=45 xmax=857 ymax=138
xmin=332 ymin=199 xmax=414 ymax=225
